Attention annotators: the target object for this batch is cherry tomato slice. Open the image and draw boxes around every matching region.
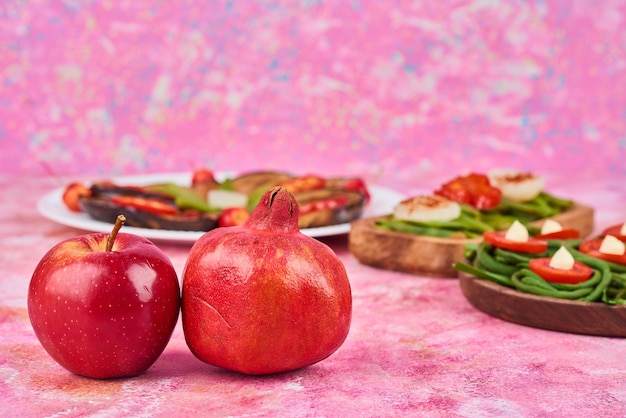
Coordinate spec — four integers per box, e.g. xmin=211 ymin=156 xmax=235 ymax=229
xmin=578 ymin=238 xmax=626 ymax=265
xmin=434 ymin=173 xmax=501 ymax=210
xmin=533 ymin=229 xmax=580 ymax=240
xmin=62 ymin=182 xmax=92 ymax=212
xmin=483 ymin=231 xmax=548 ymax=254
xmin=217 ymin=207 xmax=250 ymax=227
xmin=601 ymin=224 xmax=626 ymax=242
xmin=111 ymin=196 xmax=178 ymax=216
xmin=529 ymin=258 xmax=594 ymax=284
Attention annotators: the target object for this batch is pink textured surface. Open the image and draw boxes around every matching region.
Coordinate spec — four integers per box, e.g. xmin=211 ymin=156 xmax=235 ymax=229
xmin=1 ymin=174 xmax=625 ymax=417
xmin=2 ymin=1 xmax=625 ymax=179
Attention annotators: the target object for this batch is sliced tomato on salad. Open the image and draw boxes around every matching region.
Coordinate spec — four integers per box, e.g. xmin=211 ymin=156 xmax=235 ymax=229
xmin=533 ymin=229 xmax=580 ymax=240
xmin=483 ymin=231 xmax=548 ymax=254
xmin=578 ymin=238 xmax=626 ymax=265
xmin=601 ymin=224 xmax=626 ymax=242
xmin=528 ymin=258 xmax=594 ymax=284
xmin=434 ymin=173 xmax=501 ymax=210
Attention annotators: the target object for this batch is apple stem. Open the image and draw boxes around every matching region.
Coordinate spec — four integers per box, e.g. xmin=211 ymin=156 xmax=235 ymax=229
xmin=106 ymin=215 xmax=126 ymax=252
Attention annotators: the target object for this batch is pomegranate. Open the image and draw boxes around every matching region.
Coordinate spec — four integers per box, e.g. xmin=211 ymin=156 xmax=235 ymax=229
xmin=181 ymin=187 xmax=352 ymax=375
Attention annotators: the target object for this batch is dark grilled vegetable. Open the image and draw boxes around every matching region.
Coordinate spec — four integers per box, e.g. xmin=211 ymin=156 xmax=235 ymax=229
xmin=79 ymin=183 xmax=218 ymax=231
xmin=295 ymin=189 xmax=365 ymax=229
xmin=70 ymin=171 xmax=370 ymax=232
xmin=230 ymin=171 xmax=293 ymax=195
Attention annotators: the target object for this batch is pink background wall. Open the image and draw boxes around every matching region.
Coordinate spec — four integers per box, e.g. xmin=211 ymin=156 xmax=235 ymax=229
xmin=3 ymin=1 xmax=625 ymax=182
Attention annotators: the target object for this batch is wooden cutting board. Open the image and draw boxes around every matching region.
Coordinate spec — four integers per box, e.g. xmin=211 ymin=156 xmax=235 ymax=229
xmin=348 ymin=203 xmax=595 ymax=278
xmin=459 ymin=272 xmax=626 ymax=337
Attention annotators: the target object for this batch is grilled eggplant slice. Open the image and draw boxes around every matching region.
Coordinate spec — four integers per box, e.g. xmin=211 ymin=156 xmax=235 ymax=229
xmin=295 ymin=189 xmax=365 ymax=229
xmin=79 ymin=198 xmax=218 ymax=231
xmin=230 ymin=171 xmax=293 ymax=195
xmin=79 ymin=183 xmax=218 ymax=231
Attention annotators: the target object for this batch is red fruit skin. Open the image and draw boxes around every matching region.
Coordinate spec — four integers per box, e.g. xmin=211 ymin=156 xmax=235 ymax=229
xmin=191 ymin=168 xmax=216 ymax=186
xmin=28 ymin=233 xmax=181 ymax=379
xmin=217 ymin=207 xmax=250 ymax=227
xmin=182 ymin=187 xmax=352 ymax=375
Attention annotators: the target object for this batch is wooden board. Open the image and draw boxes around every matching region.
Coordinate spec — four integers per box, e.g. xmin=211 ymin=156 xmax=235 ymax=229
xmin=459 ymin=272 xmax=626 ymax=337
xmin=348 ymin=203 xmax=595 ymax=278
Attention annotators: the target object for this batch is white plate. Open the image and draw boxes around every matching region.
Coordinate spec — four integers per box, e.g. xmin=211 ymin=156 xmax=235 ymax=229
xmin=37 ymin=172 xmax=405 ymax=243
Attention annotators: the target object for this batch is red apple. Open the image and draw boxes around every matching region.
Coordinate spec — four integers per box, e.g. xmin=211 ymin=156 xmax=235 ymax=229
xmin=182 ymin=187 xmax=352 ymax=375
xmin=28 ymin=215 xmax=181 ymax=379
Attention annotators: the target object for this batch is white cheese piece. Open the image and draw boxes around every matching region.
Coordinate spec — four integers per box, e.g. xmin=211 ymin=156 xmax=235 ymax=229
xmin=504 ymin=220 xmax=529 ymax=242
xmin=488 ymin=169 xmax=545 ymax=202
xmin=541 ymin=219 xmax=563 ymax=235
xmin=620 ymin=222 xmax=626 ymax=235
xmin=393 ymin=195 xmax=461 ymax=222
xmin=599 ymin=235 xmax=626 ymax=255
xmin=208 ymin=189 xmax=249 ymax=209
xmin=549 ymin=246 xmax=575 ymax=270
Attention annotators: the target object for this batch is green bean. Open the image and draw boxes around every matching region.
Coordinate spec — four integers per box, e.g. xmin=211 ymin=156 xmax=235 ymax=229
xmin=518 ymin=273 xmax=558 ymax=291
xmin=511 ymin=270 xmax=594 ymax=299
xmin=600 ymin=259 xmax=626 ymax=274
xmin=532 ymin=194 xmax=559 ymax=217
xmin=604 ymin=286 xmax=626 ymax=304
xmin=498 ymin=198 xmax=554 ymax=219
xmin=457 ymin=212 xmax=494 ymax=233
xmin=375 ymin=219 xmax=461 ymax=238
xmin=453 ymin=262 xmax=513 ymax=287
xmin=475 ymin=244 xmax=519 ymax=276
xmin=462 ymin=243 xmax=480 ymax=262
xmin=539 ymin=191 xmax=574 ymax=210
xmin=493 ymin=248 xmax=544 ymax=264
xmin=547 ymin=269 xmax=601 ymax=291
xmin=546 ymin=239 xmax=583 ymax=251
xmin=610 ymin=272 xmax=626 ymax=287
xmin=375 ymin=210 xmax=493 ymax=238
xmin=572 ymin=255 xmax=613 ymax=302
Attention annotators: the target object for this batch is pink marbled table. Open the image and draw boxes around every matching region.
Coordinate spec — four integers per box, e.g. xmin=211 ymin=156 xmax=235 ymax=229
xmin=1 ymin=174 xmax=625 ymax=418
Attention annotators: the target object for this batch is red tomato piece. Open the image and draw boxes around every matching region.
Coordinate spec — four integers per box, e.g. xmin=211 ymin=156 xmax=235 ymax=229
xmin=578 ymin=238 xmax=626 ymax=265
xmin=217 ymin=207 xmax=250 ymax=227
xmin=434 ymin=173 xmax=501 ymax=210
xmin=110 ymin=196 xmax=178 ymax=216
xmin=191 ymin=168 xmax=216 ymax=186
xmin=483 ymin=231 xmax=548 ymax=254
xmin=601 ymin=224 xmax=626 ymax=242
xmin=533 ymin=229 xmax=580 ymax=240
xmin=62 ymin=182 xmax=92 ymax=212
xmin=529 ymin=258 xmax=594 ymax=284
xmin=342 ymin=178 xmax=371 ymax=203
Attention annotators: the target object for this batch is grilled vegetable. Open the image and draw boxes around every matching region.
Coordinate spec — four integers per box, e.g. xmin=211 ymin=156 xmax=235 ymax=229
xmin=79 ymin=183 xmax=219 ymax=231
xmin=295 ymin=189 xmax=365 ymax=229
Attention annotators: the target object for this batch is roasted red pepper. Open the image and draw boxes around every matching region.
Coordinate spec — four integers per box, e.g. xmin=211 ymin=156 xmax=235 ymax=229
xmin=110 ymin=195 xmax=179 ymax=216
xmin=279 ymin=175 xmax=326 ymax=194
xmin=342 ymin=178 xmax=371 ymax=203
xmin=434 ymin=173 xmax=501 ymax=210
xmin=299 ymin=196 xmax=349 ymax=215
